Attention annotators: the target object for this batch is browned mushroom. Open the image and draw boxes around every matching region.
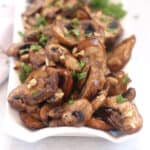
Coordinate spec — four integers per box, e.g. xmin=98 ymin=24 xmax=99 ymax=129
xmin=123 ymin=88 xmax=136 ymax=101
xmin=20 ymin=111 xmax=46 ymax=129
xmin=91 ymin=12 xmax=123 ymax=46
xmin=29 ymin=49 xmax=46 ymax=68
xmin=87 ymin=118 xmax=113 ymax=131
xmin=76 ymin=38 xmax=107 ymax=99
xmin=52 ymin=18 xmax=104 ymax=46
xmin=46 ymin=44 xmax=81 ymax=71
xmin=62 ymin=99 xmax=93 ymax=126
xmin=106 ymin=71 xmax=131 ymax=96
xmin=8 ymin=67 xmax=59 ymax=106
xmin=23 ymin=0 xmax=43 ymax=17
xmin=100 ymin=96 xmax=143 ymax=134
xmin=107 ymin=35 xmax=136 ymax=72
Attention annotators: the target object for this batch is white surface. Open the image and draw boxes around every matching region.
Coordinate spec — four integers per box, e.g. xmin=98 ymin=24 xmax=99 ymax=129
xmin=0 ymin=0 xmax=150 ymax=149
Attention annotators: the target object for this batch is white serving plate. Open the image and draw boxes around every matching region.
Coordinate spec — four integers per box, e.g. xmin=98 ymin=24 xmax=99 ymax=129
xmin=3 ymin=0 xmax=142 ymax=143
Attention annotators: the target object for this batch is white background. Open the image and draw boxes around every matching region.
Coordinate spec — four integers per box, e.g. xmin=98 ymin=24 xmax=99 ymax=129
xmin=0 ymin=0 xmax=150 ymax=149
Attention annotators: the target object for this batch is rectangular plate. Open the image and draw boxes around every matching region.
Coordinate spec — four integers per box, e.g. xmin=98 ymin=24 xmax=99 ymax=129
xmin=3 ymin=0 xmax=142 ymax=143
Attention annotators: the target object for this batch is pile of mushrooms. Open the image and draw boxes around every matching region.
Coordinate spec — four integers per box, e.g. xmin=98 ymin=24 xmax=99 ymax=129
xmin=7 ymin=0 xmax=142 ymax=134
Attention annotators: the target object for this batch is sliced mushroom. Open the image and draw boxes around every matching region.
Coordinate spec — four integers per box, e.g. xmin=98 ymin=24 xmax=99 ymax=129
xmin=20 ymin=111 xmax=46 ymax=129
xmin=46 ymin=44 xmax=80 ymax=71
xmin=6 ymin=43 xmax=32 ymax=57
xmin=29 ymin=49 xmax=46 ymax=68
xmin=81 ymin=67 xmax=105 ymax=99
xmin=91 ymin=12 xmax=123 ymax=46
xmin=122 ymin=88 xmax=136 ymax=101
xmin=49 ymin=119 xmax=64 ymax=127
xmin=52 ymin=18 xmax=104 ymax=46
xmin=62 ymin=99 xmax=93 ymax=126
xmin=86 ymin=118 xmax=113 ymax=131
xmin=107 ymin=35 xmax=136 ymax=72
xmin=102 ymin=96 xmax=143 ymax=134
xmin=77 ymin=38 xmax=107 ymax=73
xmin=106 ymin=71 xmax=130 ymax=96
xmin=8 ymin=67 xmax=59 ymax=106
xmin=40 ymin=103 xmax=51 ymax=122
xmin=23 ymin=0 xmax=43 ymax=17
xmin=48 ymin=106 xmax=64 ymax=119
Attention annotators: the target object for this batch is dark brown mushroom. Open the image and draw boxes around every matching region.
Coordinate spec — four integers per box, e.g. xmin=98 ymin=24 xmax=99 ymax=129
xmin=100 ymin=96 xmax=143 ymax=134
xmin=107 ymin=35 xmax=136 ymax=72
xmin=62 ymin=99 xmax=93 ymax=126
xmin=106 ymin=71 xmax=131 ymax=96
xmin=86 ymin=118 xmax=113 ymax=131
xmin=46 ymin=44 xmax=80 ymax=71
xmin=20 ymin=111 xmax=46 ymax=129
xmin=52 ymin=18 xmax=104 ymax=46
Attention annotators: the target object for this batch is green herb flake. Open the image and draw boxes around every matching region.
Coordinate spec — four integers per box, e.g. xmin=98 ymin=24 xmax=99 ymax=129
xmin=19 ymin=48 xmax=29 ymax=54
xmin=35 ymin=16 xmax=47 ymax=28
xmin=85 ymin=32 xmax=93 ymax=38
xmin=39 ymin=34 xmax=49 ymax=45
xmin=68 ymin=98 xmax=74 ymax=105
xmin=18 ymin=31 xmax=24 ymax=37
xmin=30 ymin=44 xmax=42 ymax=51
xmin=71 ymin=18 xmax=80 ymax=26
xmin=19 ymin=63 xmax=32 ymax=83
xmin=78 ymin=61 xmax=85 ymax=70
xmin=122 ymin=75 xmax=129 ymax=84
xmin=77 ymin=72 xmax=87 ymax=80
xmin=72 ymin=70 xmax=77 ymax=78
xmin=72 ymin=70 xmax=87 ymax=81
xmin=116 ymin=94 xmax=126 ymax=104
xmin=71 ymin=29 xmax=80 ymax=37
xmin=32 ymin=91 xmax=39 ymax=98
xmin=106 ymin=27 xmax=116 ymax=33
xmin=90 ymin=0 xmax=126 ymax=20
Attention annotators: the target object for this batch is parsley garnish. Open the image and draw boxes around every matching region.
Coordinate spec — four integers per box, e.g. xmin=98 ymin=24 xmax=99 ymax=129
xmin=71 ymin=18 xmax=80 ymax=26
xmin=18 ymin=31 xmax=24 ymax=37
xmin=19 ymin=63 xmax=32 ymax=83
xmin=32 ymin=91 xmax=39 ymax=98
xmin=122 ymin=75 xmax=129 ymax=84
xmin=66 ymin=29 xmax=80 ymax=37
xmin=116 ymin=94 xmax=126 ymax=104
xmin=30 ymin=44 xmax=42 ymax=51
xmin=35 ymin=16 xmax=47 ymax=28
xmin=90 ymin=0 xmax=126 ymax=19
xmin=39 ymin=34 xmax=49 ymax=45
xmin=71 ymin=29 xmax=80 ymax=37
xmin=19 ymin=48 xmax=29 ymax=54
xmin=68 ymin=97 xmax=74 ymax=105
xmin=78 ymin=61 xmax=85 ymax=70
xmin=72 ymin=70 xmax=87 ymax=81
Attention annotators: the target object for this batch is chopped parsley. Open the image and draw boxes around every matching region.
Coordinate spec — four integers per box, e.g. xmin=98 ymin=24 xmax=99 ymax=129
xmin=30 ymin=44 xmax=42 ymax=51
xmin=116 ymin=94 xmax=126 ymax=104
xmin=19 ymin=48 xmax=29 ymax=54
xmin=66 ymin=29 xmax=80 ymax=37
xmin=32 ymin=91 xmax=39 ymax=98
xmin=35 ymin=16 xmax=47 ymax=28
xmin=68 ymin=97 xmax=74 ymax=105
xmin=71 ymin=29 xmax=80 ymax=37
xmin=78 ymin=61 xmax=85 ymax=70
xmin=71 ymin=18 xmax=80 ymax=26
xmin=39 ymin=34 xmax=49 ymax=45
xmin=18 ymin=31 xmax=24 ymax=37
xmin=72 ymin=70 xmax=87 ymax=81
xmin=106 ymin=27 xmax=116 ymax=33
xmin=19 ymin=63 xmax=32 ymax=83
xmin=90 ymin=0 xmax=126 ymax=19
xmin=122 ymin=75 xmax=129 ymax=84
xmin=77 ymin=72 xmax=87 ymax=80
